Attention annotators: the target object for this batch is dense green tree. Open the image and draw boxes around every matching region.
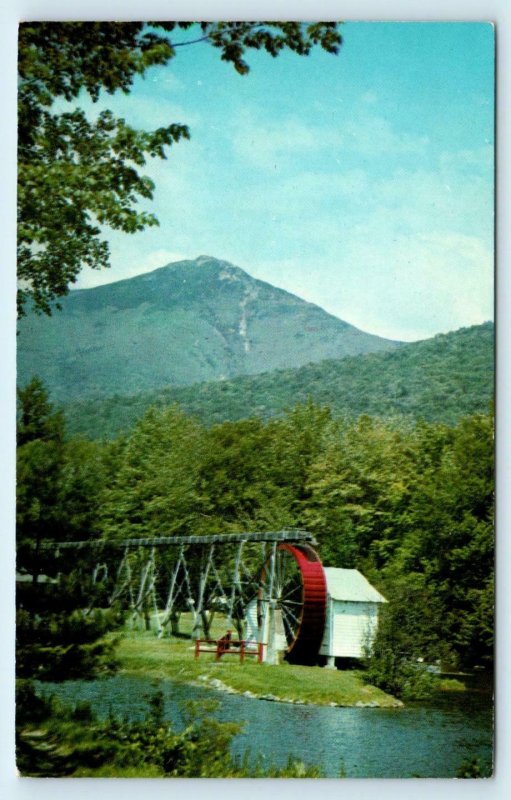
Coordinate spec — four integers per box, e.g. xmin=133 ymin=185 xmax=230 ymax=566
xmin=17 ymin=375 xmax=65 ymax=446
xmin=198 ymin=416 xmax=296 ymax=531
xmin=18 ymin=21 xmax=341 ymax=316
xmin=303 ymin=416 xmax=418 ymax=570
xmin=17 ymin=377 xmax=66 ymax=572
xmin=16 ymin=379 xmax=118 ymax=687
xmin=391 ymin=413 xmax=494 ymax=665
xmin=364 ymin=573 xmax=453 ymax=699
xmin=99 ymin=405 xmax=206 ymax=539
xmin=272 ymin=401 xmax=333 ymax=510
xmin=59 ymin=438 xmax=108 ymax=541
xmin=17 ymin=378 xmax=108 ymax=556
xmin=192 ymin=403 xmax=332 ymax=532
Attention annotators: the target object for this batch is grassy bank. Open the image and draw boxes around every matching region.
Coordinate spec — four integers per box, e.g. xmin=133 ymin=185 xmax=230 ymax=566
xmin=114 ymin=623 xmax=403 ymax=708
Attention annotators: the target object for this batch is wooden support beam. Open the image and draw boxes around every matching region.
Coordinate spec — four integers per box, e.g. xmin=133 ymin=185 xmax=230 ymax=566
xmin=192 ymin=543 xmax=215 ymax=640
xmin=265 ymin=541 xmax=279 ymax=665
xmin=149 ymin=547 xmax=162 ymax=636
xmin=160 ymin=545 xmax=185 ymax=635
xmin=39 ymin=529 xmax=317 ymax=551
xmin=227 ymin=541 xmax=244 ymax=636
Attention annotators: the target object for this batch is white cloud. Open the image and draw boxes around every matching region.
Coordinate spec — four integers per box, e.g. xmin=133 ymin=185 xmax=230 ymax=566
xmin=229 ymin=107 xmax=429 ymax=173
xmin=67 ymin=86 xmax=492 ymax=342
xmin=328 ymin=230 xmax=493 ymax=340
xmin=340 ymin=114 xmax=429 ymax=157
xmin=439 ymin=145 xmax=494 ymax=172
xmin=230 ymin=115 xmax=343 ymax=171
xmin=235 ymin=218 xmax=493 ymax=341
xmin=226 ymin=144 xmax=493 ymax=252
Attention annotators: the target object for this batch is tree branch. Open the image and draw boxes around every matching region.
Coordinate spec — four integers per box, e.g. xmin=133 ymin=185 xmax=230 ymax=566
xmin=170 ymin=35 xmax=211 ymax=48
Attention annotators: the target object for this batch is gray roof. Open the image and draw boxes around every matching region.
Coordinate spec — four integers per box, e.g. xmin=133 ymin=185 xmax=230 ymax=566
xmin=323 ymin=568 xmax=386 ymax=604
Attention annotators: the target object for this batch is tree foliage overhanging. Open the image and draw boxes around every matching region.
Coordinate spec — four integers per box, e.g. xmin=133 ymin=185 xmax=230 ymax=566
xmin=17 ymin=21 xmax=342 ymax=316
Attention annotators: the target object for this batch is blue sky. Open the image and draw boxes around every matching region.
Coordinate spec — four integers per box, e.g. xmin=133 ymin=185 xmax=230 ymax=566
xmin=71 ymin=21 xmax=494 ymax=341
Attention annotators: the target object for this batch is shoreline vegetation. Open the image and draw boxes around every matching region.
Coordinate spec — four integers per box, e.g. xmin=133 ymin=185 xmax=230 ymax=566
xmin=117 ymin=633 xmax=402 ymax=708
xmin=112 ymin=624 xmax=465 ymax=709
xmin=20 ymin=622 xmax=475 ymax=779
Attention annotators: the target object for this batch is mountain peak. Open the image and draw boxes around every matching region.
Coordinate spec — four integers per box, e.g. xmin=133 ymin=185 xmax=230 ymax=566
xmin=17 ymin=255 xmax=401 ymax=403
xmin=156 ymin=255 xmax=249 ymax=283
xmin=193 ymin=255 xmax=248 ymax=279
xmin=195 ymin=254 xmax=220 ymax=266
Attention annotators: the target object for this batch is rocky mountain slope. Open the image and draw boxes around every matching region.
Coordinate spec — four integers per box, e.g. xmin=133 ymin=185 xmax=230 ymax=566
xmin=17 ymin=255 xmax=400 ymax=401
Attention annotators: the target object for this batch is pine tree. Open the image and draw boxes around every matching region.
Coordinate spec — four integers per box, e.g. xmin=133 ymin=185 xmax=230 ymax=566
xmin=16 ymin=378 xmax=118 ymax=685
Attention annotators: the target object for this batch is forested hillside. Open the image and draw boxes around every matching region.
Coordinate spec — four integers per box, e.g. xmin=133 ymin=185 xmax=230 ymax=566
xmin=64 ymin=322 xmax=493 ymax=439
xmin=17 ymin=256 xmax=399 ymax=402
xmin=18 ymin=381 xmax=494 ymax=671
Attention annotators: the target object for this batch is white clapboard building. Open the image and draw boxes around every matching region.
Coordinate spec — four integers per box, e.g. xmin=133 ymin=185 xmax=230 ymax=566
xmin=319 ymin=567 xmax=386 ymax=666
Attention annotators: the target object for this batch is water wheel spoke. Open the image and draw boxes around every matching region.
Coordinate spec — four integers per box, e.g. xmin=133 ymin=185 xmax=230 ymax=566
xmin=280 ymin=598 xmax=303 ymax=607
xmin=281 ymin=603 xmax=301 ymax=629
xmin=257 ymin=543 xmax=327 ymax=663
xmin=281 ymin=583 xmax=302 ymax=601
xmin=280 ymin=607 xmax=295 ymax=638
xmin=282 ymin=616 xmax=295 ymax=642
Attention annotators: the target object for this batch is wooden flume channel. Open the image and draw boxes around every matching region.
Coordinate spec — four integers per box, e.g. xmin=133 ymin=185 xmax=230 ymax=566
xmin=35 ymin=530 xmax=327 ymax=664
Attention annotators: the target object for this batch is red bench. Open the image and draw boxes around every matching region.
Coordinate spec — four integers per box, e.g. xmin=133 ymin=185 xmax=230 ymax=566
xmin=194 ymin=630 xmax=263 ymax=663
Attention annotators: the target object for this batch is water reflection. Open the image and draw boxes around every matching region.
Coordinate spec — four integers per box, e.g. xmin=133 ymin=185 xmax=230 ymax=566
xmin=36 ymin=674 xmax=493 ymax=778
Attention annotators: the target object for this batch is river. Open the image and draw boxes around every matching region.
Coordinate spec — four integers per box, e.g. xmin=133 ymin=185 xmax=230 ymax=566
xmin=36 ymin=673 xmax=493 ymax=778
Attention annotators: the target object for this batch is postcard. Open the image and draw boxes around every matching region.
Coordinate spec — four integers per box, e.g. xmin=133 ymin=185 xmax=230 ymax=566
xmin=15 ymin=20 xmax=494 ymax=780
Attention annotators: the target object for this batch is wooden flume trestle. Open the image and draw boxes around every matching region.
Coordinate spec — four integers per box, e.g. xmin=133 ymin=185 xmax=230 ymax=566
xmin=34 ymin=530 xmax=327 ymax=664
xmin=41 ymin=530 xmax=317 ymax=550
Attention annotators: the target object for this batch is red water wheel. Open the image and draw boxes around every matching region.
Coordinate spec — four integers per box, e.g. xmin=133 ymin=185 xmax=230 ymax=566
xmin=257 ymin=543 xmax=327 ymax=665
